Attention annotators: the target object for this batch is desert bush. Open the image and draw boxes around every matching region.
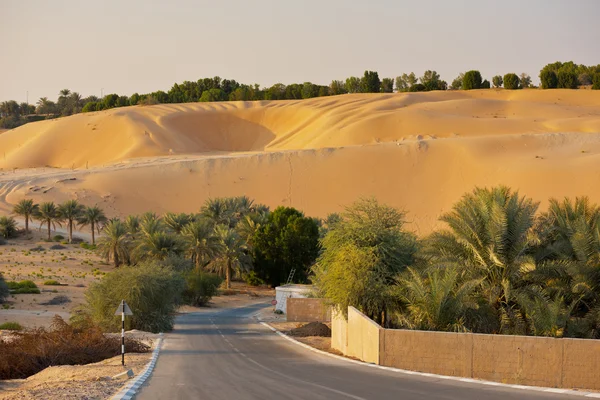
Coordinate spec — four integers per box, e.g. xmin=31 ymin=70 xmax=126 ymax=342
xmin=481 ymin=79 xmax=491 ymax=89
xmin=182 ymin=269 xmax=223 ymax=306
xmin=462 ymin=70 xmax=482 ymax=90
xmin=0 ymin=322 xmax=23 ymax=331
xmin=0 ymin=216 xmax=18 ymax=239
xmin=540 ymin=69 xmax=558 ymax=89
xmin=593 ymin=73 xmax=600 ymax=90
xmin=503 ymin=73 xmax=520 ymax=90
xmin=7 ymin=280 xmax=40 ymax=294
xmin=80 ymin=242 xmax=96 ymax=250
xmin=49 ymin=244 xmax=66 ymax=250
xmin=244 ymin=271 xmax=265 ymax=286
xmin=492 ymin=75 xmax=503 ymax=88
xmin=557 ymin=70 xmax=578 ymax=89
xmin=0 ymin=316 xmax=149 ymax=379
xmin=43 ymin=280 xmax=61 ymax=286
xmin=53 ymin=234 xmax=65 ymax=242
xmin=83 ymin=261 xmax=184 ymax=333
xmin=0 ymin=274 xmax=9 ymax=303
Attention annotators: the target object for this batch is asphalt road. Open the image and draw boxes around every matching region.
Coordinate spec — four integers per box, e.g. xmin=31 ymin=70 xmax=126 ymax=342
xmin=135 ymin=303 xmax=575 ymax=400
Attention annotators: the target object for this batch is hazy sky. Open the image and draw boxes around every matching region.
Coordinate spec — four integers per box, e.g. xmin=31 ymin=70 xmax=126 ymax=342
xmin=1 ymin=0 xmax=599 ymax=103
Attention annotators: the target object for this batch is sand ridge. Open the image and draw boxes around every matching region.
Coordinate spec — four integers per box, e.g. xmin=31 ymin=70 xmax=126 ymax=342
xmin=0 ymin=89 xmax=599 ymax=235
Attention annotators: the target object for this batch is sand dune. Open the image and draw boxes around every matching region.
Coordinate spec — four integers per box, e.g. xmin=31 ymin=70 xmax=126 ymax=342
xmin=0 ymin=89 xmax=599 ymax=235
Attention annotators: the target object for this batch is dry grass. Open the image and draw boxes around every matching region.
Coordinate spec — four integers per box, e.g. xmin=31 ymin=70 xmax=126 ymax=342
xmin=0 ymin=316 xmax=149 ymax=380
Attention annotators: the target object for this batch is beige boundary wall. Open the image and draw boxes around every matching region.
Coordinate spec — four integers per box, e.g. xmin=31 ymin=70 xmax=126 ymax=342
xmin=286 ymin=298 xmax=331 ymax=322
xmin=331 ymin=306 xmax=600 ymax=390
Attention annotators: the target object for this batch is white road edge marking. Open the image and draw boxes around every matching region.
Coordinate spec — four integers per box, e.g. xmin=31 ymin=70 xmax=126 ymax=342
xmin=259 ymin=321 xmax=600 ymax=398
xmin=110 ymin=333 xmax=164 ymax=400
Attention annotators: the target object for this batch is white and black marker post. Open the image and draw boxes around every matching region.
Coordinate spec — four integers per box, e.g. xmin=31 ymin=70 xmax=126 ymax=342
xmin=114 ymin=300 xmax=133 ymax=366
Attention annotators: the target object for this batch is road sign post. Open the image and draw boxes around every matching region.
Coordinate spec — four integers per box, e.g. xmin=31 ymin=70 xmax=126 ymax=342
xmin=114 ymin=300 xmax=133 ymax=366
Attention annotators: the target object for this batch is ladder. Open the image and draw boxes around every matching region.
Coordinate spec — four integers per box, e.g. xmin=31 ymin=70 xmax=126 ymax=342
xmin=286 ymin=268 xmax=296 ymax=285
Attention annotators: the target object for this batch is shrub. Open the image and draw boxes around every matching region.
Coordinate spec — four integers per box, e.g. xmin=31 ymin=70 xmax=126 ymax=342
xmin=503 ymin=73 xmax=520 ymax=90
xmin=0 ymin=322 xmax=23 ymax=331
xmin=0 ymin=216 xmax=18 ymax=239
xmin=557 ymin=70 xmax=578 ymax=89
xmin=462 ymin=70 xmax=482 ymax=90
xmin=593 ymin=73 xmax=600 ymax=90
xmin=481 ymin=79 xmax=491 ymax=89
xmin=7 ymin=280 xmax=40 ymax=294
xmin=80 ymin=242 xmax=96 ymax=250
xmin=540 ymin=69 xmax=558 ymax=89
xmin=245 ymin=271 xmax=265 ymax=286
xmin=53 ymin=234 xmax=65 ymax=242
xmin=44 ymin=280 xmax=61 ymax=286
xmin=182 ymin=270 xmax=223 ymax=306
xmin=492 ymin=75 xmax=503 ymax=88
xmin=408 ymin=83 xmax=427 ymax=92
xmin=0 ymin=274 xmax=8 ymax=303
xmin=83 ymin=261 xmax=184 ymax=333
xmin=0 ymin=316 xmax=149 ymax=379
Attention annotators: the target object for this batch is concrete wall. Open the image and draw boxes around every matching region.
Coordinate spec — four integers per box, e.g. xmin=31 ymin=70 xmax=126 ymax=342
xmin=331 ymin=308 xmax=347 ymax=354
xmin=336 ymin=306 xmax=600 ymax=391
xmin=347 ymin=307 xmax=382 ymax=364
xmin=286 ymin=298 xmax=331 ymax=322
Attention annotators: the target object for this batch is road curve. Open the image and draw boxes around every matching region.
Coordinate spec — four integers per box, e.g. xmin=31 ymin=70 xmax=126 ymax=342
xmin=135 ymin=303 xmax=574 ymax=400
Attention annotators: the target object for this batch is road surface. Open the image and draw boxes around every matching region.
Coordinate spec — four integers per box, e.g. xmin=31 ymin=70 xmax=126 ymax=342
xmin=136 ymin=303 xmax=575 ymax=400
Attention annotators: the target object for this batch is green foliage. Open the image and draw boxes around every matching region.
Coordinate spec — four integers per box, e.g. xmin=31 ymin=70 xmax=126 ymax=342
xmin=395 ymin=73 xmax=417 ymax=92
xmin=381 ymin=78 xmax=394 ymax=93
xmin=78 ymin=206 xmax=107 ymax=245
xmin=481 ymin=79 xmax=491 ymax=89
xmin=53 ymin=234 xmax=65 ymax=242
xmin=82 ymin=102 xmax=97 ymax=112
xmin=503 ymin=73 xmax=520 ymax=90
xmin=557 ymin=70 xmax=578 ymax=89
xmin=13 ymin=199 xmax=38 ymax=233
xmin=519 ymin=73 xmax=532 ymax=89
xmin=450 ymin=73 xmax=464 ymax=90
xmin=7 ymin=280 xmax=40 ymax=294
xmin=35 ymin=202 xmax=62 ymax=241
xmin=253 ymin=207 xmax=320 ymax=287
xmin=0 ymin=322 xmax=23 ymax=331
xmin=492 ymin=75 xmax=503 ymax=88
xmin=462 ymin=70 xmax=482 ymax=90
xmin=540 ymin=69 xmax=558 ymax=89
xmin=43 ymin=280 xmax=61 ymax=286
xmin=83 ymin=261 xmax=184 ymax=332
xmin=313 ymin=198 xmax=416 ymax=325
xmin=593 ymin=73 xmax=600 ymax=90
xmin=360 ymin=71 xmax=381 ymax=93
xmin=0 ymin=216 xmax=18 ymax=239
xmin=244 ymin=270 xmax=265 ymax=286
xmin=182 ymin=269 xmax=223 ymax=306
xmin=97 ymin=220 xmax=131 ymax=267
xmin=208 ymin=225 xmax=251 ymax=289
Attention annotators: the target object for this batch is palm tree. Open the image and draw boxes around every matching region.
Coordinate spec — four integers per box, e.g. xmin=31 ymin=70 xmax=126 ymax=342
xmin=201 ymin=198 xmax=232 ymax=226
xmin=396 ymin=267 xmax=481 ymax=332
xmin=424 ymin=186 xmax=541 ymax=334
xmin=12 ymin=199 xmax=39 ymax=233
xmin=35 ymin=202 xmax=63 ymax=241
xmin=124 ymin=215 xmax=140 ymax=238
xmin=58 ymin=89 xmax=71 ymax=99
xmin=97 ymin=220 xmax=130 ymax=267
xmin=69 ymin=92 xmax=83 ymax=114
xmin=140 ymin=213 xmax=164 ymax=237
xmin=0 ymin=216 xmax=18 ymax=239
xmin=59 ymin=200 xmax=85 ymax=243
xmin=163 ymin=212 xmax=192 ymax=234
xmin=209 ymin=225 xmax=251 ymax=289
xmin=78 ymin=206 xmax=107 ymax=245
xmin=182 ymin=219 xmax=220 ymax=269
xmin=133 ymin=232 xmax=183 ymax=262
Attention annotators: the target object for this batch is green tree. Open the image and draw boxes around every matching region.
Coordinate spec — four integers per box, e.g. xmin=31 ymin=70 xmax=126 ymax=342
xmin=0 ymin=216 xmax=18 ymax=239
xmin=519 ymin=73 xmax=532 ymax=88
xmin=313 ymin=199 xmax=416 ymax=325
xmin=133 ymin=232 xmax=183 ymax=262
xmin=124 ymin=215 xmax=140 ymax=238
xmin=59 ymin=200 xmax=85 ymax=243
xmin=360 ymin=70 xmax=381 ymax=93
xmin=462 ymin=70 xmax=482 ymax=90
xmin=253 ymin=207 xmax=320 ymax=287
xmin=209 ymin=225 xmax=251 ymax=289
xmin=424 ymin=186 xmax=540 ymax=334
xmin=419 ymin=70 xmax=444 ymax=91
xmin=329 ymin=80 xmax=347 ymax=95
xmin=182 ymin=219 xmax=220 ymax=269
xmin=82 ymin=102 xmax=97 ymax=113
xmin=78 ymin=206 xmax=107 ymax=245
xmin=593 ymin=73 xmax=600 ymax=90
xmin=97 ymin=220 xmax=130 ymax=267
xmin=450 ymin=73 xmax=464 ymax=90
xmin=201 ymin=198 xmax=232 ymax=226
xmin=503 ymin=73 xmax=520 ymax=90
xmin=12 ymin=199 xmax=38 ymax=233
xmin=381 ymin=78 xmax=394 ymax=93
xmin=481 ymin=79 xmax=491 ymax=89
xmin=540 ymin=70 xmax=558 ymax=89
xmin=345 ymin=76 xmax=361 ymax=93
xmin=35 ymin=202 xmax=63 ymax=241
xmin=163 ymin=212 xmax=192 ymax=234
xmin=557 ymin=70 xmax=578 ymax=89
xmin=395 ymin=73 xmax=417 ymax=92
xmin=199 ymin=88 xmax=226 ymax=102
xmin=492 ymin=75 xmax=503 ymax=88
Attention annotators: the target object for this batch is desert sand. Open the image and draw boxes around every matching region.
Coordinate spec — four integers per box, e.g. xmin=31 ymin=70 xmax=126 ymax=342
xmin=1 ymin=89 xmax=599 ymax=234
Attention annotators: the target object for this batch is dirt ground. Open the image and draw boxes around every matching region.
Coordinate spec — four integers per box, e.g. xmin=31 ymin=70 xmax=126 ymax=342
xmin=267 ymin=321 xmax=341 ymax=356
xmin=0 ymin=231 xmax=109 ymax=328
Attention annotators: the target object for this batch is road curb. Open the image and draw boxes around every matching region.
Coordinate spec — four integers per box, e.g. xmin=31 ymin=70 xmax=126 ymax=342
xmin=259 ymin=321 xmax=600 ymax=398
xmin=110 ymin=333 xmax=164 ymax=400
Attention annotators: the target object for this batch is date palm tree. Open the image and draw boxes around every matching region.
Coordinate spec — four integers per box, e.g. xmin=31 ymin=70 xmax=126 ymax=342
xmin=133 ymin=232 xmax=183 ymax=262
xmin=35 ymin=202 xmax=63 ymax=241
xmin=163 ymin=212 xmax=192 ymax=234
xmin=124 ymin=215 xmax=140 ymax=238
xmin=78 ymin=206 xmax=107 ymax=245
xmin=97 ymin=220 xmax=130 ymax=267
xmin=0 ymin=216 xmax=18 ymax=239
xmin=12 ymin=199 xmax=39 ymax=233
xmin=59 ymin=200 xmax=85 ymax=243
xmin=182 ymin=219 xmax=220 ymax=269
xmin=201 ymin=198 xmax=231 ymax=226
xmin=424 ymin=186 xmax=541 ymax=334
xmin=209 ymin=225 xmax=251 ymax=289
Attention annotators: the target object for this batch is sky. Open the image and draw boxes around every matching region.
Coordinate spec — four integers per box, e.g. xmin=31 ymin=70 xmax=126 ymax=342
xmin=1 ymin=0 xmax=599 ymax=103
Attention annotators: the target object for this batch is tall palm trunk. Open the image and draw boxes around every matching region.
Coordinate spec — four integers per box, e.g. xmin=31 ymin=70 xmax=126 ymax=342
xmin=194 ymin=252 xmax=201 ymax=270
xmin=68 ymin=220 xmax=73 ymax=243
xmin=91 ymin=221 xmax=95 ymax=245
xmin=47 ymin=220 xmax=51 ymax=240
xmin=25 ymin=217 xmax=29 ymax=233
xmin=114 ymin=248 xmax=120 ymax=268
xmin=226 ymin=259 xmax=231 ymax=289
